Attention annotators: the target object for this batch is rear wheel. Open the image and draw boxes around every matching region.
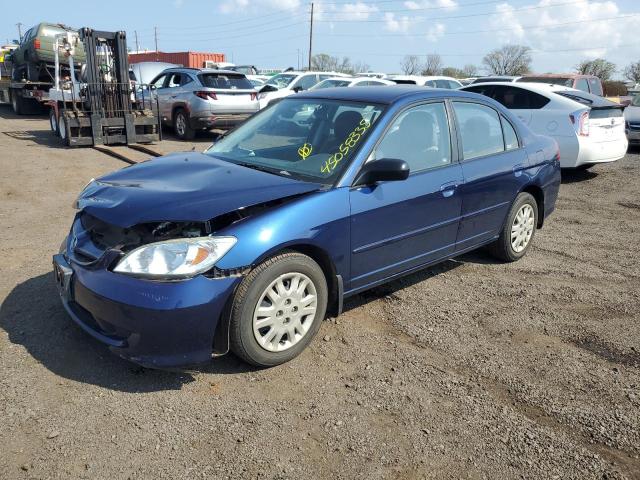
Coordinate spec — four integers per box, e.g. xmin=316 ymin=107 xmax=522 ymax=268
xmin=489 ymin=192 xmax=538 ymax=262
xmin=173 ymin=108 xmax=195 ymax=140
xmin=49 ymin=108 xmax=59 ymax=136
xmin=229 ymin=252 xmax=328 ymax=367
xmin=10 ymin=90 xmax=24 ymax=115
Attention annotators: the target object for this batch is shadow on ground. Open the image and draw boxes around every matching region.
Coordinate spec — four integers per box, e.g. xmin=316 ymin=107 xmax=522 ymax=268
xmin=0 ymin=273 xmax=254 ymax=392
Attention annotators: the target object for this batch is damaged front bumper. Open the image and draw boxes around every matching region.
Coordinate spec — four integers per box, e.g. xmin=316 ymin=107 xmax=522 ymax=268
xmin=53 ymin=224 xmax=242 ymax=368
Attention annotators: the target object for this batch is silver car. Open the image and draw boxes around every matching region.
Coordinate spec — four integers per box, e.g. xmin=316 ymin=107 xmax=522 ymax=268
xmin=149 ymin=67 xmax=259 ymax=140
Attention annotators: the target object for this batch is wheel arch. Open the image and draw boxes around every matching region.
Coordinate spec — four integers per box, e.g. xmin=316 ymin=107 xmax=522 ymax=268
xmin=520 ymin=183 xmax=545 ymax=228
xmin=211 ymin=242 xmax=342 ymax=357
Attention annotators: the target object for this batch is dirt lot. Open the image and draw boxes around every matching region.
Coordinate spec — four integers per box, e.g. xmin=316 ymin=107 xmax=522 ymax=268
xmin=0 ymin=105 xmax=638 ymax=480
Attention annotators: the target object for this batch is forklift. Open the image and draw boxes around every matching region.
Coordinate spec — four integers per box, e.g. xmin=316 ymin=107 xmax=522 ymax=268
xmin=48 ymin=28 xmax=160 ymax=146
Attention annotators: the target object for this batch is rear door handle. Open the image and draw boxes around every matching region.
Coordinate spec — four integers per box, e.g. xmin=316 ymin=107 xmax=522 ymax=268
xmin=440 ymin=181 xmax=458 ymax=198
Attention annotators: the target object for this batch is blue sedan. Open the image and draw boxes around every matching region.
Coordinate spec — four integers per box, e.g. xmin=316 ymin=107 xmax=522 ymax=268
xmin=53 ymin=87 xmax=561 ymax=368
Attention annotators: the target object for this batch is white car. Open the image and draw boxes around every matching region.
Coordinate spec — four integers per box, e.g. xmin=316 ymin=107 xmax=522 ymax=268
xmin=310 ymin=76 xmax=395 ymax=90
xmin=388 ymin=75 xmax=462 ymax=89
xmin=623 ymin=94 xmax=640 ymax=145
xmin=257 ymin=71 xmax=350 ymax=109
xmin=462 ymin=82 xmax=627 ymax=168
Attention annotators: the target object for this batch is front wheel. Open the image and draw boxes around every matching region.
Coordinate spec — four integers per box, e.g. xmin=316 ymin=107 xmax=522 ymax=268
xmin=49 ymin=108 xmax=59 ymax=136
xmin=489 ymin=192 xmax=538 ymax=262
xmin=229 ymin=252 xmax=328 ymax=367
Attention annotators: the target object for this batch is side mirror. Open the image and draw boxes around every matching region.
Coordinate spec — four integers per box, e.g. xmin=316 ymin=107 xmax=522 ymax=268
xmin=292 ymin=86 xmax=303 ymax=93
xmin=354 ymin=158 xmax=410 ymax=186
xmin=3 ymin=54 xmax=12 ymax=63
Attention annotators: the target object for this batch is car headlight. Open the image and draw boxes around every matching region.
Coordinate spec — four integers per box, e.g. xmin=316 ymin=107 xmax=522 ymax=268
xmin=113 ymin=236 xmax=237 ymax=279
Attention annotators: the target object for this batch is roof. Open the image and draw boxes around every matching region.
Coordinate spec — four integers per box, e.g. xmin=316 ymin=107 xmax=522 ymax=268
xmin=161 ymin=67 xmax=243 ymax=75
xmin=295 ymin=85 xmax=478 ymax=104
xmin=521 ymin=73 xmax=597 ymax=79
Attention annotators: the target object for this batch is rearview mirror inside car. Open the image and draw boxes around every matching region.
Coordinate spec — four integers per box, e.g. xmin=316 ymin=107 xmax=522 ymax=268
xmin=354 ymin=158 xmax=410 ymax=186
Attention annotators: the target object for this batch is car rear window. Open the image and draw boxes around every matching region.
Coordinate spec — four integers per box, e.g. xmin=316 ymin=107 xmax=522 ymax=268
xmin=491 ymin=85 xmax=550 ymax=109
xmin=198 ymin=73 xmax=253 ymax=90
xmin=392 ymin=79 xmax=417 ymax=85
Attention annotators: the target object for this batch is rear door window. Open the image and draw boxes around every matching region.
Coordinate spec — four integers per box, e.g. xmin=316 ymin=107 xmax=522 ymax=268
xmin=501 ymin=117 xmax=519 ymax=150
xmin=294 ymin=74 xmax=320 ymax=91
xmin=575 ymin=79 xmax=590 ymax=93
xmin=491 ymin=85 xmax=550 ymax=109
xmin=588 ymin=78 xmax=603 ymax=96
xmin=167 ymin=73 xmax=182 ymax=88
xmin=453 ymin=102 xmax=505 ymax=160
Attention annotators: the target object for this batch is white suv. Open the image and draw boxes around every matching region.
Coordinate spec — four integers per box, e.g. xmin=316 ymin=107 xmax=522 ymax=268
xmin=257 ymin=71 xmax=350 ymax=109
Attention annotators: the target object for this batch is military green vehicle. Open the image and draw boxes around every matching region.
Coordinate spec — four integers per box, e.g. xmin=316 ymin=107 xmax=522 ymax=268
xmin=11 ymin=22 xmax=86 ymax=82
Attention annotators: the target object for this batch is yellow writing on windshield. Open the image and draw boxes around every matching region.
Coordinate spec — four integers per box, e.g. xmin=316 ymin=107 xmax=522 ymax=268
xmin=320 ymin=118 xmax=371 ymax=174
xmin=298 ymin=143 xmax=313 ymax=160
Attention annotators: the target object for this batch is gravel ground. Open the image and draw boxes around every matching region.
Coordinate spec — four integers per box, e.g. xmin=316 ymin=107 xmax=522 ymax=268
xmin=0 ymin=106 xmax=638 ymax=480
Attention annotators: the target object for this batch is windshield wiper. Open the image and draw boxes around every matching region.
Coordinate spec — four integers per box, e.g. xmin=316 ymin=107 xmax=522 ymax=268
xmin=234 ymin=161 xmax=292 ymax=178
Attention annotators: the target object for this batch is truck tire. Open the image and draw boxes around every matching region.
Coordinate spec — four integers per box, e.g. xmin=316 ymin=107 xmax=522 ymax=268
xmin=49 ymin=108 xmax=59 ymax=136
xmin=58 ymin=115 xmax=71 ymax=146
xmin=10 ymin=90 xmax=24 ymax=115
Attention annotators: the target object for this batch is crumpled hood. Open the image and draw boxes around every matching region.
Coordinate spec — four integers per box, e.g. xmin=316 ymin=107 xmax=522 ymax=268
xmin=77 ymin=152 xmax=323 ymax=228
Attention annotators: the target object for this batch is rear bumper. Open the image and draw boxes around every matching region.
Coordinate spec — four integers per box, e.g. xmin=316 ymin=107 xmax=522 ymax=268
xmin=53 ymin=253 xmax=239 ymax=368
xmin=190 ymin=113 xmax=253 ymax=129
xmin=572 ymin=137 xmax=628 ymax=167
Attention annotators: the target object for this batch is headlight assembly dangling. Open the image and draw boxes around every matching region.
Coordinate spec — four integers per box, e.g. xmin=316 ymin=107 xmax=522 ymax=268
xmin=113 ymin=237 xmax=237 ymax=279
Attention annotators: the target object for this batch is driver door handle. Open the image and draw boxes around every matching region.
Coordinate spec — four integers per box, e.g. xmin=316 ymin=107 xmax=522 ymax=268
xmin=440 ymin=181 xmax=458 ymax=198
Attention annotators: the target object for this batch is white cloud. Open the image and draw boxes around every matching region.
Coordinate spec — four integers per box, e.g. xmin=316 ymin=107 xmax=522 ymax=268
xmin=426 ymin=23 xmax=446 ymax=41
xmin=339 ymin=2 xmax=379 ymax=20
xmin=403 ymin=0 xmax=458 ymax=10
xmin=489 ymin=0 xmax=640 ymax=71
xmin=219 ymin=0 xmax=301 ymax=14
xmin=384 ymin=12 xmax=414 ymax=32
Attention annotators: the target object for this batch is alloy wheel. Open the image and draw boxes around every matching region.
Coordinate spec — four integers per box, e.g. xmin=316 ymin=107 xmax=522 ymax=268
xmin=252 ymin=272 xmax=318 ymax=352
xmin=176 ymin=113 xmax=186 ymax=136
xmin=511 ymin=204 xmax=535 ymax=253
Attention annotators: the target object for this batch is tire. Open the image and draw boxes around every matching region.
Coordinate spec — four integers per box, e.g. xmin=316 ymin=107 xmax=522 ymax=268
xmin=58 ymin=114 xmax=70 ymax=146
xmin=173 ymin=108 xmax=195 ymax=140
xmin=229 ymin=252 xmax=328 ymax=367
xmin=49 ymin=108 xmax=59 ymax=136
xmin=10 ymin=90 xmax=24 ymax=115
xmin=489 ymin=192 xmax=538 ymax=262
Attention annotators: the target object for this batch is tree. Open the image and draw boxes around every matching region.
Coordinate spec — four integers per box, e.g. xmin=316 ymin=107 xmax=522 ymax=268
xmin=421 ymin=54 xmax=443 ymax=76
xmin=623 ymin=61 xmax=640 ymax=84
xmin=575 ymin=58 xmax=616 ymax=81
xmin=310 ymin=54 xmax=366 ymax=74
xmin=400 ymin=55 xmax=422 ymax=75
xmin=461 ymin=64 xmax=479 ymax=77
xmin=482 ymin=45 xmax=532 ymax=75
xmin=442 ymin=67 xmax=464 ymax=78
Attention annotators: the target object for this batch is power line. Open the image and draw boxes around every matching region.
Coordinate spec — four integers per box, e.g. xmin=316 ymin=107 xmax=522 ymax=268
xmin=316 ymin=0 xmax=605 ymax=22
xmin=325 ymin=14 xmax=640 ymax=37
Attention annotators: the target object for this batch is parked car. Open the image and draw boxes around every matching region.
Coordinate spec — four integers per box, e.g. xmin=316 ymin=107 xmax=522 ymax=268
xmin=624 ymin=94 xmax=640 ymax=144
xmin=228 ymin=65 xmax=260 ymax=75
xmin=310 ymin=76 xmax=395 ymax=89
xmin=10 ymin=22 xmax=86 ymax=81
xmin=247 ymin=77 xmax=265 ymax=88
xmin=461 ymin=82 xmax=627 ymax=168
xmin=257 ymin=71 xmax=349 ymax=108
xmin=518 ymin=74 xmax=603 ymax=96
xmin=471 ymin=76 xmax=520 ymax=84
xmin=54 ymin=86 xmax=560 ymax=368
xmin=129 ymin=62 xmax=179 ymax=85
xmin=149 ymin=67 xmax=259 ymax=140
xmin=388 ymin=75 xmax=462 ymax=89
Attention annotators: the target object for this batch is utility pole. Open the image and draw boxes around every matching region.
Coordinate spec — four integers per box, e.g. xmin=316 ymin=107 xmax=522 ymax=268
xmin=134 ymin=30 xmax=139 ymax=53
xmin=154 ymin=26 xmax=158 ymax=60
xmin=297 ymin=49 xmax=300 ymax=70
xmin=308 ymin=3 xmax=313 ymax=71
xmin=16 ymin=23 xmax=23 ymax=42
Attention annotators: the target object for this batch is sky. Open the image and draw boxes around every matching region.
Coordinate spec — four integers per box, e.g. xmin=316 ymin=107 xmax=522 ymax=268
xmin=3 ymin=0 xmax=640 ymax=77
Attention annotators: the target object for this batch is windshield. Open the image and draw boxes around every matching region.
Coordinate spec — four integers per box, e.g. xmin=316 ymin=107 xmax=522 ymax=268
xmin=519 ymin=77 xmax=573 ymax=87
xmin=632 ymin=95 xmax=640 ymax=107
xmin=311 ymin=79 xmax=352 ymax=90
xmin=206 ymin=98 xmax=385 ymax=184
xmin=198 ymin=73 xmax=253 ymax=90
xmin=266 ymin=73 xmax=297 ymax=89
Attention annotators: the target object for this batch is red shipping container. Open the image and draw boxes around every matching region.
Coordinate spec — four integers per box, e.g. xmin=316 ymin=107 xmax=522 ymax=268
xmin=128 ymin=51 xmax=226 ymax=68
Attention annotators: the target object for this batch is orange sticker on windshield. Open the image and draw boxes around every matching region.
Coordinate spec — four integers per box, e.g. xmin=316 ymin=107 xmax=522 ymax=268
xmin=298 ymin=143 xmax=313 ymax=160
